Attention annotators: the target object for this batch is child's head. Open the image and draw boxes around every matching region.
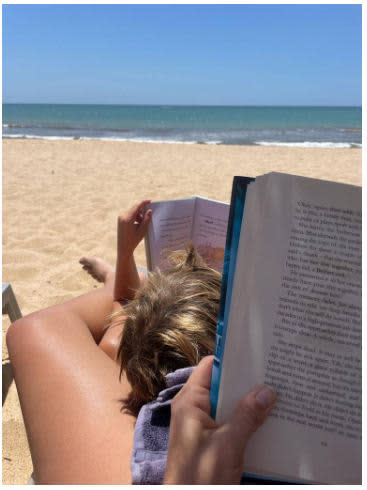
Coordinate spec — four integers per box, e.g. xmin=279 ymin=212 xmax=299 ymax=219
xmin=117 ymin=246 xmax=221 ymax=415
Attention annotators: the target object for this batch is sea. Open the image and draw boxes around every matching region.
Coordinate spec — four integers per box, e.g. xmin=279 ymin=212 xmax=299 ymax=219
xmin=2 ymin=104 xmax=362 ymax=148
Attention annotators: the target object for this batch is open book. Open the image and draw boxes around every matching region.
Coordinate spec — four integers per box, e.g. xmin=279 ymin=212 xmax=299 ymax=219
xmin=145 ymin=196 xmax=229 ymax=272
xmin=210 ymin=173 xmax=361 ymax=484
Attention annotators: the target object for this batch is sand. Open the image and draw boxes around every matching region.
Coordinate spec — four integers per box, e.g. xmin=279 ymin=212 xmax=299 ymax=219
xmin=2 ymin=139 xmax=361 ymax=483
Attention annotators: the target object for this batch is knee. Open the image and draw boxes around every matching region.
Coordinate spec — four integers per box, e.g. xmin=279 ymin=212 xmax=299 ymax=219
xmin=6 ymin=311 xmax=50 ymax=361
xmin=99 ymin=332 xmax=121 ymax=361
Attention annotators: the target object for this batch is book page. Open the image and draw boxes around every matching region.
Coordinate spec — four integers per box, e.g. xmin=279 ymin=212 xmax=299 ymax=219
xmin=191 ymin=197 xmax=229 ymax=271
xmin=146 ymin=198 xmax=195 ymax=270
xmin=216 ymin=173 xmax=361 ymax=484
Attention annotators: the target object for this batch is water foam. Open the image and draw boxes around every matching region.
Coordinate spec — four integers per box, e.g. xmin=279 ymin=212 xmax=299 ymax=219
xmin=3 ymin=133 xmax=358 ymax=148
xmin=79 ymin=136 xmax=200 ymax=144
xmin=3 ymin=134 xmax=74 ymax=141
xmin=255 ymin=141 xmax=361 ymax=149
xmin=3 ymin=134 xmax=221 ymax=145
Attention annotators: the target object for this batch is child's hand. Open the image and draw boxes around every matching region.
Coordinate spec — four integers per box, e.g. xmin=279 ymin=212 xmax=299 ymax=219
xmin=117 ymin=200 xmax=152 ymax=258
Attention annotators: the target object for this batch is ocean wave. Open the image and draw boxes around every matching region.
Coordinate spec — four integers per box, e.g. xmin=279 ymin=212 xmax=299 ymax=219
xmin=78 ymin=136 xmax=200 ymax=144
xmin=201 ymin=140 xmax=223 ymax=145
xmin=3 ymin=123 xmax=31 ymax=129
xmin=4 ymin=133 xmax=359 ymax=148
xmin=3 ymin=134 xmax=75 ymax=141
xmin=2 ymin=123 xmax=137 ymax=133
xmin=81 ymin=136 xmax=220 ymax=145
xmin=3 ymin=133 xmax=222 ymax=145
xmin=255 ymin=141 xmax=361 ymax=149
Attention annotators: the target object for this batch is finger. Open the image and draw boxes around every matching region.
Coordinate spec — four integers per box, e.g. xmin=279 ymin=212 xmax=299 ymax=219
xmin=136 ymin=211 xmax=144 ymax=224
xmin=132 ymin=200 xmax=151 ymax=218
xmin=138 ymin=208 xmax=152 ymax=233
xmin=121 ymin=200 xmax=151 ymax=223
xmin=185 ymin=355 xmax=214 ymax=391
xmin=179 ymin=386 xmax=213 ymax=416
xmin=224 ymin=385 xmax=277 ymax=453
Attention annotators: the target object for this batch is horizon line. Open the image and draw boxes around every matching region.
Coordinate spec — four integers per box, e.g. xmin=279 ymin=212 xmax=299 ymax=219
xmin=3 ymin=102 xmax=362 ymax=108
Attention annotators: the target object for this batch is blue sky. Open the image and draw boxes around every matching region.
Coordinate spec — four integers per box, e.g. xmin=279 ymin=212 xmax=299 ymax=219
xmin=3 ymin=4 xmax=361 ymax=106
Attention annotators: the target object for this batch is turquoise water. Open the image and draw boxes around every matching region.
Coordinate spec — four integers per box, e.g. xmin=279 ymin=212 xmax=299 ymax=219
xmin=3 ymin=104 xmax=362 ymax=147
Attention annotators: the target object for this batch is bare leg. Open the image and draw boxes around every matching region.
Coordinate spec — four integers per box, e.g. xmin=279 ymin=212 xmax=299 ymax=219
xmin=79 ymin=255 xmax=147 ymax=291
xmin=7 ymin=283 xmax=134 ymax=483
xmin=79 ymin=256 xmax=126 ymax=360
xmin=79 ymin=256 xmax=115 ymax=286
xmin=80 ymin=256 xmax=146 ymax=361
xmin=98 ymin=301 xmax=126 ymax=361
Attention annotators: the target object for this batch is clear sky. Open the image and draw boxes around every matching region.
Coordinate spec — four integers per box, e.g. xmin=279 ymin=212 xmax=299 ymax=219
xmin=3 ymin=4 xmax=361 ymax=106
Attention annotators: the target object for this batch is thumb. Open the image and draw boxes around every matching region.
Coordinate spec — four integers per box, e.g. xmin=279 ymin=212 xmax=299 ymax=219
xmin=225 ymin=384 xmax=277 ymax=455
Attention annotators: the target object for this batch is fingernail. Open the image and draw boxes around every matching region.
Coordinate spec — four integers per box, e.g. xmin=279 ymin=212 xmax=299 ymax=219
xmin=255 ymin=385 xmax=276 ymax=409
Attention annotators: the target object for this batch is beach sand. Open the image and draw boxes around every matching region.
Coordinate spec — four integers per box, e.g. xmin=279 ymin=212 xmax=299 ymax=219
xmin=2 ymin=139 xmax=361 ymax=484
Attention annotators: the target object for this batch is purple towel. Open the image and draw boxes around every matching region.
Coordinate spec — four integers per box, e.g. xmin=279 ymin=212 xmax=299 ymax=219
xmin=131 ymin=366 xmax=194 ymax=485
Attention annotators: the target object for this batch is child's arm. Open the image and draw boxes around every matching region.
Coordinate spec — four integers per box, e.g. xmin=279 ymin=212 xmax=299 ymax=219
xmin=114 ymin=200 xmax=152 ymax=301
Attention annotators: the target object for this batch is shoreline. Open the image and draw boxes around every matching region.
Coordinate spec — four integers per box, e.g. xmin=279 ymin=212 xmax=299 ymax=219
xmin=2 ymin=135 xmax=362 ymax=149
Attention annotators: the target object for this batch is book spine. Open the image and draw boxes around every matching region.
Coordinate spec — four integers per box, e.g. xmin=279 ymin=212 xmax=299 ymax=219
xmin=144 ymin=235 xmax=152 ymax=272
xmin=210 ymin=176 xmax=255 ymax=418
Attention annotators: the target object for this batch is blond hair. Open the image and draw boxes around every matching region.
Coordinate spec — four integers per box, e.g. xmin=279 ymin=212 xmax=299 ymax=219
xmin=117 ymin=246 xmax=221 ymax=416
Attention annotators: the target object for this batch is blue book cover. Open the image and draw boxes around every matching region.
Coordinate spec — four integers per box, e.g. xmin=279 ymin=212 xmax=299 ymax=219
xmin=210 ymin=176 xmax=254 ymax=418
xmin=210 ymin=176 xmax=293 ymax=485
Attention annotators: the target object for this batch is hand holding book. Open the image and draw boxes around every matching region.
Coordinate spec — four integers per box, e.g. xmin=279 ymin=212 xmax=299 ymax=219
xmin=114 ymin=199 xmax=152 ymax=301
xmin=164 ymin=356 xmax=277 ymax=485
xmin=117 ymin=199 xmax=152 ymax=258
